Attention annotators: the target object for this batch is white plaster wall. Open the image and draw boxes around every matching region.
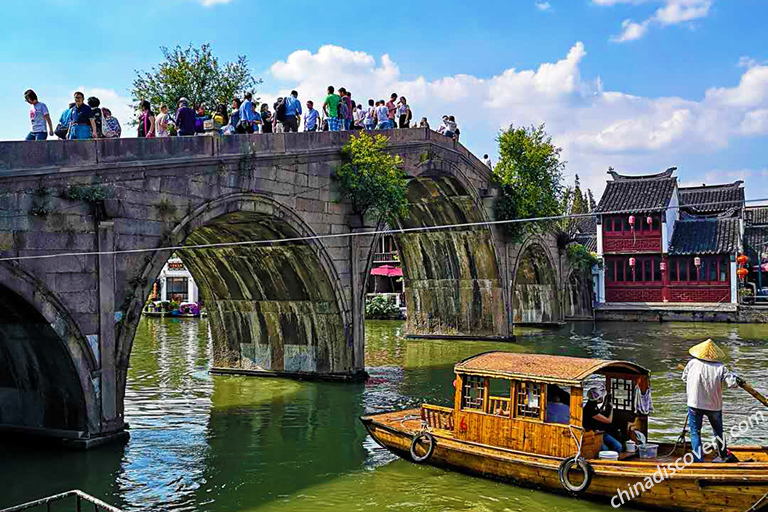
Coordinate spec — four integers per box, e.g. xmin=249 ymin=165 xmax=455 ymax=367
xmin=665 ymin=186 xmax=679 ymax=253
xmin=731 ymin=260 xmax=738 ymax=304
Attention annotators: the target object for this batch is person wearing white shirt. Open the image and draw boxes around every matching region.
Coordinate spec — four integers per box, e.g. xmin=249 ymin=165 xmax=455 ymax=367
xmin=682 ymin=339 xmax=740 ymax=463
xmin=303 ymin=101 xmax=320 ymax=132
xmin=364 ymin=99 xmax=375 ymax=131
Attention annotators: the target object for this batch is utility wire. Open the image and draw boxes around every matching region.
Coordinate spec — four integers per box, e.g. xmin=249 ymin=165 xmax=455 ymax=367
xmin=1 ymin=197 xmax=767 ymax=263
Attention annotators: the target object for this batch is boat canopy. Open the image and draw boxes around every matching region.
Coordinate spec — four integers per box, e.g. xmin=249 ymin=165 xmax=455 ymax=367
xmin=455 ymin=352 xmax=650 ymax=386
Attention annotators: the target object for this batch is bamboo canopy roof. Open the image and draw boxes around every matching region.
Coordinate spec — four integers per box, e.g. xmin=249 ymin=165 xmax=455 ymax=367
xmin=455 ymin=352 xmax=650 ymax=386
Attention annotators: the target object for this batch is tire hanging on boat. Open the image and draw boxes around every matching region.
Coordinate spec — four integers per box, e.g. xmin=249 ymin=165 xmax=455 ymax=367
xmin=558 ymin=456 xmax=593 ymax=493
xmin=410 ymin=432 xmax=436 ymax=463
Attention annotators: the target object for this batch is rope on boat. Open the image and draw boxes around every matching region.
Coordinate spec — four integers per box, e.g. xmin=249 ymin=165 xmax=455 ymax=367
xmin=660 ymin=412 xmax=689 ymax=458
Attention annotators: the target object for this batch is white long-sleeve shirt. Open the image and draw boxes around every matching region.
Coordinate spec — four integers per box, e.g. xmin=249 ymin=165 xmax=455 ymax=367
xmin=682 ymin=358 xmax=739 ymax=411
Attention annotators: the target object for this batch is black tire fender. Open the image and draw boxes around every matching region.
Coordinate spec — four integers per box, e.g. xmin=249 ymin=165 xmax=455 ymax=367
xmin=410 ymin=432 xmax=436 ymax=463
xmin=558 ymin=456 xmax=593 ymax=493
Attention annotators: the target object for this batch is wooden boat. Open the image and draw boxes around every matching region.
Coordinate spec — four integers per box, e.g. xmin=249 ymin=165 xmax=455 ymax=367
xmin=361 ymin=352 xmax=768 ymax=512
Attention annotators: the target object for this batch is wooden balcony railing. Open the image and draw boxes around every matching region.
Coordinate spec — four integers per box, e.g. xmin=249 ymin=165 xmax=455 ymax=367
xmin=373 ymin=251 xmax=399 ymax=262
xmin=488 ymin=396 xmax=510 ymax=417
xmin=421 ymin=404 xmax=454 ymax=430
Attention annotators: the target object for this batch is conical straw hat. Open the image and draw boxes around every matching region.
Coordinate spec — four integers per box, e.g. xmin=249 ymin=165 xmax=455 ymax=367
xmin=689 ymin=339 xmax=725 ymax=362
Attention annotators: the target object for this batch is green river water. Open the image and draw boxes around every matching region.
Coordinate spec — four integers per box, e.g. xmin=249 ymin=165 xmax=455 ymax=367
xmin=1 ymin=319 xmax=767 ymax=511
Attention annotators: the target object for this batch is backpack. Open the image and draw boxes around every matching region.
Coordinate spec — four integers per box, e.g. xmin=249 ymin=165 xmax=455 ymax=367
xmin=338 ymin=97 xmax=349 ymax=119
xmin=103 ymin=116 xmax=121 ymax=138
xmin=275 ymin=99 xmax=287 ymax=122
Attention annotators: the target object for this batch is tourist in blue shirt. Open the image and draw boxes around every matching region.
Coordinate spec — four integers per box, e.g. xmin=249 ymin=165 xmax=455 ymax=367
xmin=238 ymin=92 xmax=256 ymax=134
xmin=282 ymin=90 xmax=302 ymax=132
xmin=67 ymin=91 xmax=98 ymax=140
xmin=303 ymin=101 xmax=320 ymax=132
xmin=250 ymin=102 xmax=263 ymax=133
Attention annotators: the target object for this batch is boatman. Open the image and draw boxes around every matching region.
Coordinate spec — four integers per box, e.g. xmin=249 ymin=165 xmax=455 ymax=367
xmin=583 ymin=387 xmax=623 ymax=452
xmin=682 ymin=339 xmax=739 ymax=463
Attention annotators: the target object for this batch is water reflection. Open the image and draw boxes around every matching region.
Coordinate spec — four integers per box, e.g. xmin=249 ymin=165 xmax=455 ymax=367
xmin=1 ymin=318 xmax=767 ymax=512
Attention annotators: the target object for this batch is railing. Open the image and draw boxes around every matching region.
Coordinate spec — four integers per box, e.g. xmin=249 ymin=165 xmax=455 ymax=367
xmin=421 ymin=404 xmax=454 ymax=430
xmin=373 ymin=252 xmax=399 ymax=262
xmin=0 ymin=490 xmax=123 ymax=512
xmin=488 ymin=396 xmax=511 ymax=416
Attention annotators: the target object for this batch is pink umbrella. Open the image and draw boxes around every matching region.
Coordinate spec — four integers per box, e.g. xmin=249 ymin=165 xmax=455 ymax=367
xmin=370 ymin=265 xmax=403 ymax=277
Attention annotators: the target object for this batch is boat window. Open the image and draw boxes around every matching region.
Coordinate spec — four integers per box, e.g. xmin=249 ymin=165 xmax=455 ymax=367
xmin=610 ymin=377 xmax=635 ymax=411
xmin=545 ymin=384 xmax=570 ymax=424
xmin=487 ymin=379 xmax=511 ymax=417
xmin=461 ymin=375 xmax=485 ymax=411
xmin=515 ymin=381 xmax=541 ymax=419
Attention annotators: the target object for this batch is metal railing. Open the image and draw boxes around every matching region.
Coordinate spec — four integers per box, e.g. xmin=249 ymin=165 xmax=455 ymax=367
xmin=0 ymin=490 xmax=123 ymax=512
xmin=372 ymin=251 xmax=399 ymax=262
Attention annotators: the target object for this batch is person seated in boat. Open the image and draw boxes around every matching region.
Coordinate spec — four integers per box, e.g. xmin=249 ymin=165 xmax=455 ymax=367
xmin=682 ymin=339 xmax=739 ymax=463
xmin=583 ymin=387 xmax=623 ymax=452
xmin=546 ymin=384 xmax=570 ymax=424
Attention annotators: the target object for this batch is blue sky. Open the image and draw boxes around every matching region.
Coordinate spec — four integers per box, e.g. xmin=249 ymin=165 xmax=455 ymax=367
xmin=2 ymin=0 xmax=768 ymax=202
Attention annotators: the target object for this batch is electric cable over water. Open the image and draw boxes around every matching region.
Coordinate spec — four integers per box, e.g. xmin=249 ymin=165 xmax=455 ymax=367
xmin=0 ymin=196 xmax=766 ymax=263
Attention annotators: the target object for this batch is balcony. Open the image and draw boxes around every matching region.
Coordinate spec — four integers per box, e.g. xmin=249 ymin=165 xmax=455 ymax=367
xmin=373 ymin=251 xmax=399 ymax=263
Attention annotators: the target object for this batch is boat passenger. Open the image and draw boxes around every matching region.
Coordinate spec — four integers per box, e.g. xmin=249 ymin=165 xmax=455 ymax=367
xmin=583 ymin=387 xmax=623 ymax=452
xmin=546 ymin=384 xmax=570 ymax=424
xmin=682 ymin=339 xmax=739 ymax=463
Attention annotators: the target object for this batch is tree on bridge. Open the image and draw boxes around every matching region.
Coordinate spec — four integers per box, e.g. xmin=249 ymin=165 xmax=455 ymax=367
xmin=492 ymin=124 xmax=565 ymax=242
xmin=131 ymin=43 xmax=261 ymax=121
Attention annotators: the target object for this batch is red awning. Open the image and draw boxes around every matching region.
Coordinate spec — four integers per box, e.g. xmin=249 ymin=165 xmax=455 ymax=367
xmin=370 ymin=265 xmax=403 ymax=277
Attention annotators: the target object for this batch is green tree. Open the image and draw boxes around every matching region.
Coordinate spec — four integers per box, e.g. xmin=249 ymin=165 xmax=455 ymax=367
xmin=335 ymin=133 xmax=409 ymax=225
xmin=571 ymin=174 xmax=587 ymax=215
xmin=587 ymin=189 xmax=597 ymax=212
xmin=492 ymin=124 xmax=565 ymax=241
xmin=131 ymin=44 xmax=261 ymax=121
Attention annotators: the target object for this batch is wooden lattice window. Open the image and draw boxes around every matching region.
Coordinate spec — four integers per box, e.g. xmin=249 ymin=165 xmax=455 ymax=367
xmin=611 ymin=378 xmax=635 ymax=411
xmin=488 ymin=379 xmax=511 ymax=417
xmin=516 ymin=381 xmax=542 ymax=419
xmin=461 ymin=375 xmax=484 ymax=411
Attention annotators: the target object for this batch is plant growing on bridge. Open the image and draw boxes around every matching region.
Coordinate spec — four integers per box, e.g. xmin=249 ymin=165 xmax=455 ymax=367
xmin=131 ymin=44 xmax=261 ymax=124
xmin=365 ymin=295 xmax=401 ymax=320
xmin=335 ymin=133 xmax=409 ymax=225
xmin=567 ymin=243 xmax=602 ymax=274
xmin=492 ymin=124 xmax=565 ymax=242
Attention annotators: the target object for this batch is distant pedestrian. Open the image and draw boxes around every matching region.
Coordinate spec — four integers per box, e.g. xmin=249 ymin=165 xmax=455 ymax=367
xmin=212 ymin=104 xmax=228 ymax=129
xmin=24 ymin=89 xmax=53 ymax=141
xmin=273 ymin=97 xmax=285 ymax=133
xmin=237 ymin=93 xmax=255 ymax=133
xmin=323 ymin=86 xmax=341 ymax=131
xmin=484 ymin=154 xmax=493 ymax=169
xmin=338 ymin=88 xmax=353 ymax=130
xmin=397 ymin=96 xmax=412 ymax=128
xmin=55 ymin=102 xmax=75 ymax=139
xmin=102 ymin=108 xmax=122 ymax=138
xmin=283 ymin=90 xmax=302 ymax=132
xmin=251 ymin=102 xmax=263 ymax=133
xmin=67 ymin=91 xmax=98 ymax=140
xmin=386 ymin=93 xmax=398 ymax=128
xmin=194 ymin=104 xmax=209 ymax=134
xmin=260 ymin=103 xmax=273 ymax=133
xmin=137 ymin=100 xmax=156 ymax=138
xmin=364 ymin=99 xmax=375 ymax=131
xmin=226 ymin=98 xmax=241 ymax=135
xmin=175 ymin=98 xmax=196 ymax=136
xmin=303 ymin=100 xmax=320 ymax=132
xmin=419 ymin=117 xmax=430 ymax=129
xmin=439 ymin=115 xmax=456 ymax=138
xmin=87 ymin=97 xmax=104 ymax=138
xmin=156 ymin=105 xmax=172 ymax=137
xmin=451 ymin=115 xmax=460 ymax=142
xmin=375 ymin=100 xmax=390 ymax=130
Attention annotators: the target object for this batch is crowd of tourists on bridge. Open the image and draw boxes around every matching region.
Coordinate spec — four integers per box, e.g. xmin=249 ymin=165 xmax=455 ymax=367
xmin=23 ymin=87 xmax=463 ymax=142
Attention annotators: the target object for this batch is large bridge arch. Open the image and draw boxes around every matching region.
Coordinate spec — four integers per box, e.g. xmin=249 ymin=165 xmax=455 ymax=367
xmin=118 ymin=193 xmax=356 ymax=400
xmin=0 ymin=264 xmax=97 ymax=434
xmin=511 ymin=235 xmax=561 ymax=325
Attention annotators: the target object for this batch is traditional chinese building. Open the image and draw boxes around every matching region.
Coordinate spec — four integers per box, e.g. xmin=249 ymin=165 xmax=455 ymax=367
xmin=594 ymin=168 xmax=743 ymax=306
xmin=744 ymin=206 xmax=768 ymax=296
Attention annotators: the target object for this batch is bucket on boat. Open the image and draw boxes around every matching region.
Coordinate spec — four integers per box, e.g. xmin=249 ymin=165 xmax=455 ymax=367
xmin=625 ymin=440 xmax=637 ymax=453
xmin=599 ymin=451 xmax=619 ymax=460
xmin=639 ymin=444 xmax=659 ymax=458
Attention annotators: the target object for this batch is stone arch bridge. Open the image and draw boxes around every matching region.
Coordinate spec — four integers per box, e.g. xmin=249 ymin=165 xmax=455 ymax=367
xmin=0 ymin=129 xmax=587 ymax=445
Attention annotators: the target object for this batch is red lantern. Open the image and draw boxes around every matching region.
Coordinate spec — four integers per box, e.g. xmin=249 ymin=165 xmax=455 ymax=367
xmin=660 ymin=262 xmax=667 ymax=272
xmin=737 ymin=254 xmax=749 ymax=266
xmin=737 ymin=268 xmax=749 ymax=281
xmin=694 ymin=257 xmax=701 ymax=268
xmin=629 ymin=215 xmax=636 ymax=228
xmin=646 ymin=216 xmax=653 ymax=226
xmin=629 ymin=257 xmax=636 ymax=267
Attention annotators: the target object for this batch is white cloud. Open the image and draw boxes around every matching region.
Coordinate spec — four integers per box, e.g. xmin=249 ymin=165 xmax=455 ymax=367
xmin=262 ymin=44 xmax=768 ymax=200
xmin=598 ymin=0 xmax=712 ymax=42
xmin=535 ymin=1 xmax=552 ymax=11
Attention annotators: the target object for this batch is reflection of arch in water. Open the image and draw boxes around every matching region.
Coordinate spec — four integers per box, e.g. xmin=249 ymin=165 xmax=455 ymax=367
xmin=512 ymin=240 xmax=560 ymax=324
xmin=565 ymin=270 xmax=594 ymax=320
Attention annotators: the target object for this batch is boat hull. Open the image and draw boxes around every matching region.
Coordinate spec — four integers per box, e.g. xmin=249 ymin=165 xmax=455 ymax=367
xmin=361 ymin=410 xmax=768 ymax=512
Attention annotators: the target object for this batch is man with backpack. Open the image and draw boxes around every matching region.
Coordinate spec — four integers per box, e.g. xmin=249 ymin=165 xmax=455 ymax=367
xmin=282 ymin=91 xmax=302 ymax=132
xmin=338 ymin=88 xmax=353 ymax=130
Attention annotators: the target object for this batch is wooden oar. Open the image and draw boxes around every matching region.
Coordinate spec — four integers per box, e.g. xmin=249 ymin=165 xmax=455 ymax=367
xmin=738 ymin=379 xmax=768 ymax=409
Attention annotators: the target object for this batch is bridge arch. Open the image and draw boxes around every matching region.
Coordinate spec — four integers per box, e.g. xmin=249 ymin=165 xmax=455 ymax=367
xmin=118 ymin=192 xmax=355 ymax=399
xmin=0 ymin=264 xmax=96 ymax=433
xmin=511 ymin=235 xmax=561 ymax=325
xmin=365 ymin=157 xmax=507 ymax=338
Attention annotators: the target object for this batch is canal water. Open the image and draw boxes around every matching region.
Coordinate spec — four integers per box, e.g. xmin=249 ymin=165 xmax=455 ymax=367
xmin=2 ymin=319 xmax=767 ymax=511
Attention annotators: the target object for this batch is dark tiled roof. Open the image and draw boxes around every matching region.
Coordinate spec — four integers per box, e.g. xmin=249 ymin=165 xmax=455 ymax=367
xmin=575 ymin=234 xmax=597 ymax=253
xmin=746 ymin=207 xmax=768 ymax=226
xmin=596 ymin=170 xmax=677 ymax=213
xmin=574 ymin=216 xmax=597 ymax=235
xmin=744 ymin=227 xmax=768 ymax=260
xmin=669 ymin=219 xmax=741 ymax=255
xmin=678 ymin=181 xmax=744 ymax=214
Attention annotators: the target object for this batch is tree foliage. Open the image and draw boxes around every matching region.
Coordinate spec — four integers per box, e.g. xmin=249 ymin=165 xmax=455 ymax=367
xmin=131 ymin=44 xmax=261 ymax=120
xmin=492 ymin=124 xmax=565 ymax=242
xmin=335 ymin=133 xmax=409 ymax=224
xmin=567 ymin=243 xmax=603 ymax=274
xmin=571 ymin=174 xmax=588 ymax=215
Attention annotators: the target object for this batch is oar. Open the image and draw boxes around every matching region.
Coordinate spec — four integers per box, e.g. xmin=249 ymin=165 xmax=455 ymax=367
xmin=738 ymin=378 xmax=768 ymax=409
